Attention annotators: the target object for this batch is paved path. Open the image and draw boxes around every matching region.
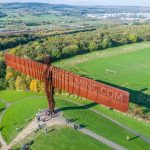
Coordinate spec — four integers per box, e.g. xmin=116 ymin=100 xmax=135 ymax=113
xmin=0 ymin=95 xmax=149 ymax=149
xmin=1 ymin=109 xmax=127 ymax=150
xmin=0 ymin=99 xmax=11 ymax=147
xmin=66 ymin=121 xmax=127 ymax=150
xmin=0 ymin=100 xmax=11 ymax=122
xmin=57 ymin=97 xmax=150 ymax=144
xmin=1 ymin=110 xmax=64 ymax=150
xmin=0 ymin=133 xmax=7 ymax=148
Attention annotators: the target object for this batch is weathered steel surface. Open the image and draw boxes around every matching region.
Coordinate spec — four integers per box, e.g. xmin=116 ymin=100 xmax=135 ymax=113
xmin=5 ymin=54 xmax=129 ymax=112
xmin=50 ymin=66 xmax=129 ymax=112
xmin=44 ymin=62 xmax=55 ymax=112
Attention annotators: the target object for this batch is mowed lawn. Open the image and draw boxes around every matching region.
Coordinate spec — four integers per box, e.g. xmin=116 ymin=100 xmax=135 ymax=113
xmin=0 ymin=101 xmax=6 ymax=110
xmin=0 ymin=90 xmax=44 ymax=102
xmin=54 ymin=42 xmax=150 ymax=91
xmin=75 ymin=47 xmax=150 ymax=111
xmin=54 ymin=42 xmax=150 ymax=110
xmin=58 ymin=95 xmax=150 ymax=139
xmin=1 ymin=97 xmax=47 ymax=143
xmin=76 ymin=47 xmax=150 ymax=91
xmin=0 ymin=90 xmax=150 ymax=139
xmin=0 ymin=101 xmax=6 ymax=115
xmin=14 ymin=126 xmax=112 ymax=150
xmin=1 ymin=95 xmax=150 ymax=150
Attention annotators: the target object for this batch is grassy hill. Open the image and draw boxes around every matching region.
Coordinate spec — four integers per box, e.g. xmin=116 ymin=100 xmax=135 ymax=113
xmin=0 ymin=90 xmax=149 ymax=150
xmin=0 ymin=43 xmax=150 ymax=149
xmin=13 ymin=126 xmax=112 ymax=150
xmin=54 ymin=42 xmax=150 ymax=112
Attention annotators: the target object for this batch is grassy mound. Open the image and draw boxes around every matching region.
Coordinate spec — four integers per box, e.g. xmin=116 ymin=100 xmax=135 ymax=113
xmin=54 ymin=42 xmax=150 ymax=111
xmin=0 ymin=90 xmax=44 ymax=102
xmin=13 ymin=126 xmax=112 ymax=150
xmin=0 ymin=101 xmax=5 ymax=110
xmin=1 ymin=97 xmax=47 ymax=143
xmin=1 ymin=94 xmax=149 ymax=149
xmin=58 ymin=95 xmax=150 ymax=139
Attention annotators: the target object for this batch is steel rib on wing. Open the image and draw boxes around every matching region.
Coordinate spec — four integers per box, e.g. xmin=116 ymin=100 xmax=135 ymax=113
xmin=51 ymin=66 xmax=129 ymax=112
xmin=5 ymin=54 xmax=46 ymax=82
xmin=5 ymin=54 xmax=129 ymax=112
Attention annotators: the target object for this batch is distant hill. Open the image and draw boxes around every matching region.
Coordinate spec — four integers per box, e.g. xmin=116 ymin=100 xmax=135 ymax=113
xmin=0 ymin=12 xmax=7 ymax=18
xmin=0 ymin=2 xmax=150 ymax=32
xmin=0 ymin=2 xmax=150 ymax=15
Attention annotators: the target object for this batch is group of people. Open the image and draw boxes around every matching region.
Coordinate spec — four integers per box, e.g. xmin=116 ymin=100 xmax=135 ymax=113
xmin=74 ymin=124 xmax=80 ymax=130
xmin=21 ymin=143 xmax=29 ymax=150
xmin=66 ymin=119 xmax=80 ymax=130
xmin=35 ymin=109 xmax=53 ymax=132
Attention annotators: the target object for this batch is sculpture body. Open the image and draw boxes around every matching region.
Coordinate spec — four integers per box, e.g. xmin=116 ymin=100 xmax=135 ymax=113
xmin=43 ymin=56 xmax=55 ymax=112
xmin=4 ymin=54 xmax=129 ymax=113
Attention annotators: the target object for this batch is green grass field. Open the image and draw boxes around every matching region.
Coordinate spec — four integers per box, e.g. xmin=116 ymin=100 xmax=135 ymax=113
xmin=1 ymin=97 xmax=47 ymax=143
xmin=59 ymin=94 xmax=150 ymax=139
xmin=0 ymin=101 xmax=5 ymax=110
xmin=13 ymin=126 xmax=112 ymax=150
xmin=54 ymin=42 xmax=150 ymax=111
xmin=0 ymin=90 xmax=44 ymax=102
xmin=0 ymin=90 xmax=150 ymax=139
xmin=76 ymin=48 xmax=150 ymax=91
xmin=0 ymin=101 xmax=6 ymax=115
xmin=0 ymin=42 xmax=150 ymax=150
xmin=0 ymin=8 xmax=84 ymax=31
xmin=0 ymin=91 xmax=149 ymax=150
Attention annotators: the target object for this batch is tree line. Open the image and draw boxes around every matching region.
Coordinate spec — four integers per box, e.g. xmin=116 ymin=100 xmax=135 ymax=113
xmin=0 ymin=34 xmax=39 ymax=51
xmin=0 ymin=24 xmax=150 ymax=91
xmin=10 ymin=24 xmax=150 ymax=61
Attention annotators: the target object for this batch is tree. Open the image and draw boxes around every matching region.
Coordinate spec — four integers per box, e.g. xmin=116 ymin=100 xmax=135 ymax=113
xmin=119 ymin=38 xmax=129 ymax=45
xmin=144 ymin=34 xmax=150 ymax=41
xmin=8 ymin=77 xmax=16 ymax=90
xmin=102 ymin=37 xmax=112 ymax=49
xmin=39 ymin=82 xmax=45 ymax=92
xmin=15 ymin=76 xmax=26 ymax=91
xmin=0 ymin=59 xmax=6 ymax=78
xmin=6 ymin=71 xmax=13 ymax=80
xmin=51 ymin=49 xmax=62 ymax=59
xmin=128 ymin=34 xmax=138 ymax=43
xmin=25 ymin=75 xmax=32 ymax=90
xmin=30 ymin=79 xmax=39 ymax=92
xmin=88 ymin=42 xmax=98 ymax=51
xmin=79 ymin=40 xmax=88 ymax=53
xmin=0 ymin=78 xmax=7 ymax=90
xmin=62 ymin=45 xmax=79 ymax=57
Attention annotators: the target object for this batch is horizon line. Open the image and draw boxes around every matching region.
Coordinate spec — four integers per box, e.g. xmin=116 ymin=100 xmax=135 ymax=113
xmin=0 ymin=2 xmax=150 ymax=8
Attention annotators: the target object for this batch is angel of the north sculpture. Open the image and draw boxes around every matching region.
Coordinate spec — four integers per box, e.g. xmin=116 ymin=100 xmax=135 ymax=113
xmin=4 ymin=53 xmax=129 ymax=113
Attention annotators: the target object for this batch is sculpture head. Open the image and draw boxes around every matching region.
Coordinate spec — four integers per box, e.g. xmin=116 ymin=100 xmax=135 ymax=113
xmin=44 ymin=55 xmax=52 ymax=65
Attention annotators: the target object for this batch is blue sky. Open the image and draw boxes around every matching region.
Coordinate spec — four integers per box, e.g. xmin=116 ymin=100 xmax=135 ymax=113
xmin=0 ymin=0 xmax=150 ymax=6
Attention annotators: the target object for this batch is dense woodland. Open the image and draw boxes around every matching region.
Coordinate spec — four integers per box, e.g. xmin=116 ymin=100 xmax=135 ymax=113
xmin=0 ymin=15 xmax=149 ymax=120
xmin=0 ymin=34 xmax=39 ymax=50
xmin=0 ymin=24 xmax=150 ymax=91
xmin=9 ymin=25 xmax=150 ymax=60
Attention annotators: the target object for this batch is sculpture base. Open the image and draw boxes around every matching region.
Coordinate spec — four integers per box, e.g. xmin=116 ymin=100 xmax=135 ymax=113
xmin=48 ymin=100 xmax=55 ymax=113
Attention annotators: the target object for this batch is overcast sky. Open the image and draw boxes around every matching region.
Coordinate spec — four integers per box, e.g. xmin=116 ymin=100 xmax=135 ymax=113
xmin=0 ymin=0 xmax=150 ymax=6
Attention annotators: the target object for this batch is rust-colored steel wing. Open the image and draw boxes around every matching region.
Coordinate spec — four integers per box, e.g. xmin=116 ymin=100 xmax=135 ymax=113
xmin=51 ymin=66 xmax=129 ymax=112
xmin=5 ymin=54 xmax=129 ymax=112
xmin=5 ymin=53 xmax=46 ymax=82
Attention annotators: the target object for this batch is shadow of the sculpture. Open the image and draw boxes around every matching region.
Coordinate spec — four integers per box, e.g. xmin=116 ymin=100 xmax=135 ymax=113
xmin=56 ymin=102 xmax=98 ymax=112
xmin=0 ymin=108 xmax=5 ymax=112
xmin=95 ymin=79 xmax=150 ymax=113
xmin=79 ymin=123 xmax=87 ymax=129
xmin=55 ymin=76 xmax=149 ymax=115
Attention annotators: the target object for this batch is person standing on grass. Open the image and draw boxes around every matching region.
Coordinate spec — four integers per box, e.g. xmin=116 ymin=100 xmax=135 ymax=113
xmin=45 ymin=127 xmax=48 ymax=133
